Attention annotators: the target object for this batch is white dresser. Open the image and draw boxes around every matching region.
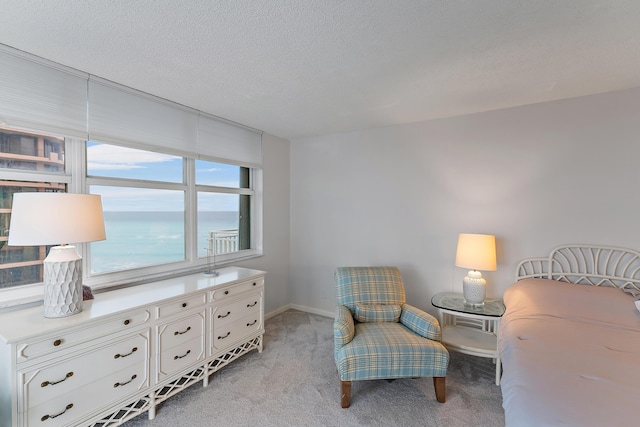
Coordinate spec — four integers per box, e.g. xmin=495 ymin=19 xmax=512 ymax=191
xmin=0 ymin=266 xmax=265 ymax=426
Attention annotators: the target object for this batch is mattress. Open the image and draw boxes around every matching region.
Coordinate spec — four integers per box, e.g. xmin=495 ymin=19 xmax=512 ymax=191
xmin=498 ymin=278 xmax=640 ymax=427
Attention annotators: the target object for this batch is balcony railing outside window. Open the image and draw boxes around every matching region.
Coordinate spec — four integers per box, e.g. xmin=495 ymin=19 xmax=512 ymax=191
xmin=208 ymin=229 xmax=239 ymax=255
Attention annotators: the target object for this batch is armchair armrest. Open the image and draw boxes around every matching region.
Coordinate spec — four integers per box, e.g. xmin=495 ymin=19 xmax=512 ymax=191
xmin=334 ymin=305 xmax=355 ymax=350
xmin=400 ymin=304 xmax=441 ymax=341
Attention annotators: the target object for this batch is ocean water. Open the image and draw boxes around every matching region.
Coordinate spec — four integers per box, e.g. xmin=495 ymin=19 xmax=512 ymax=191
xmin=90 ymin=211 xmax=238 ymax=274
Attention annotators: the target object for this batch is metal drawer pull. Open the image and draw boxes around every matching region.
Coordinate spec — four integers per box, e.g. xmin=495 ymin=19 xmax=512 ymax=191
xmin=247 ymin=320 xmax=257 ymax=326
xmin=123 ymin=319 xmax=131 ymax=325
xmin=218 ymin=331 xmax=231 ymax=340
xmin=41 ymin=403 xmax=73 ymax=421
xmin=41 ymin=371 xmax=73 ymax=387
xmin=218 ymin=311 xmax=231 ymax=319
xmin=247 ymin=301 xmax=258 ymax=308
xmin=224 ymin=290 xmax=229 ymax=295
xmin=174 ymin=326 xmax=191 ymax=335
xmin=53 ymin=339 xmax=62 ymax=347
xmin=174 ymin=349 xmax=191 ymax=360
xmin=182 ymin=302 xmax=188 ymax=308
xmin=114 ymin=347 xmax=138 ymax=359
xmin=253 ymin=282 xmax=257 ymax=286
xmin=114 ymin=374 xmax=137 ymax=388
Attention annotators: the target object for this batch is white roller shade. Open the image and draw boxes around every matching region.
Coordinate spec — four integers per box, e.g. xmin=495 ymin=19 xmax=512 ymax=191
xmin=88 ymin=77 xmax=198 ymax=156
xmin=0 ymin=46 xmax=88 ymax=138
xmin=0 ymin=46 xmax=263 ymax=164
xmin=198 ymin=113 xmax=262 ymax=167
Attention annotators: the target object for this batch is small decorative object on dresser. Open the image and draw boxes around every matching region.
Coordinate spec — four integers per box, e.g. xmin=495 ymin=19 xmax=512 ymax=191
xmin=0 ymin=266 xmax=265 ymax=427
xmin=455 ymin=233 xmax=497 ymax=305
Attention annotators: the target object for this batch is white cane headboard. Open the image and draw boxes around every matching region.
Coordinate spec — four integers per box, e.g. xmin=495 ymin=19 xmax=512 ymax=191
xmin=516 ymin=245 xmax=640 ymax=292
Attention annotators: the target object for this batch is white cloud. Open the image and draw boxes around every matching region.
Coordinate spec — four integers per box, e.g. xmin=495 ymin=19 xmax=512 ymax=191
xmin=87 ymin=144 xmax=177 ymax=170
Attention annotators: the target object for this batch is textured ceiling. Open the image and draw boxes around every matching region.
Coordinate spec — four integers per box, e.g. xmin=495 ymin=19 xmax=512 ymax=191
xmin=1 ymin=1 xmax=640 ymax=140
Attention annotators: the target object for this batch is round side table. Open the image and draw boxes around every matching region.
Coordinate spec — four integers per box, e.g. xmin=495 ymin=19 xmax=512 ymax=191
xmin=431 ymin=292 xmax=505 ymax=386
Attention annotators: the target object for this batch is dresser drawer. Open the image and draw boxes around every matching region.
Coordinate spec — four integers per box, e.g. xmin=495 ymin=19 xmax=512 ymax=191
xmin=157 ymin=311 xmax=205 ymax=354
xmin=17 ymin=310 xmax=150 ymax=363
xmin=156 ymin=336 xmax=205 ymax=381
xmin=210 ymin=277 xmax=263 ymax=301
xmin=211 ymin=294 xmax=261 ymax=329
xmin=211 ymin=312 xmax=262 ymax=354
xmin=19 ymin=332 xmax=149 ymax=410
xmin=156 ymin=292 xmax=207 ymax=319
xmin=26 ymin=362 xmax=148 ymax=427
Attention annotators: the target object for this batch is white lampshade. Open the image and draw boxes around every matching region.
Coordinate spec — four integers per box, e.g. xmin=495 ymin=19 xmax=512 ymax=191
xmin=8 ymin=193 xmax=106 ymax=246
xmin=455 ymin=233 xmax=496 ymax=306
xmin=8 ymin=192 xmax=106 ymax=318
xmin=455 ymin=233 xmax=497 ymax=271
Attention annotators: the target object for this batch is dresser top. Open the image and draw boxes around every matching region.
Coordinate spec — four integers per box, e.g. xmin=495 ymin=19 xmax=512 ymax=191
xmin=0 ymin=266 xmax=265 ymax=344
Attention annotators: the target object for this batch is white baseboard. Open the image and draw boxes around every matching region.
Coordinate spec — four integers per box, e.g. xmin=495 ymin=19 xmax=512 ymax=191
xmin=265 ymin=303 xmax=335 ymax=320
xmin=289 ymin=303 xmax=335 ymax=318
xmin=265 ymin=304 xmax=292 ymax=320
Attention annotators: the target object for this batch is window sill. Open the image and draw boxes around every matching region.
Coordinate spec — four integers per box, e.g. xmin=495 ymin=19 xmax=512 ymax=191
xmin=0 ymin=252 xmax=263 ymax=312
xmin=0 ymin=283 xmax=44 ymax=311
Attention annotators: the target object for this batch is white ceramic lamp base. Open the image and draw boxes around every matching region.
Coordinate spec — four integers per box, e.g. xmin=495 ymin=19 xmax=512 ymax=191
xmin=463 ymin=270 xmax=486 ymax=306
xmin=43 ymin=245 xmax=83 ymax=318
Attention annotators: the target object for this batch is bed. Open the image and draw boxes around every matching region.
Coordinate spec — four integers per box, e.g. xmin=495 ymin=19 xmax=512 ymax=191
xmin=497 ymin=245 xmax=640 ymax=427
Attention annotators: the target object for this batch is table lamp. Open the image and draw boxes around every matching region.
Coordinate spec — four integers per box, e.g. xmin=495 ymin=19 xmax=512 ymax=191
xmin=8 ymin=193 xmax=106 ymax=318
xmin=455 ymin=233 xmax=497 ymax=305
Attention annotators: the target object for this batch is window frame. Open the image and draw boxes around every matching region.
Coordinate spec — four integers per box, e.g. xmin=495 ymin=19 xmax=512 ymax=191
xmin=85 ymin=141 xmax=261 ymax=291
xmin=0 ymin=135 xmax=263 ymax=306
xmin=195 ymin=172 xmax=256 ymax=259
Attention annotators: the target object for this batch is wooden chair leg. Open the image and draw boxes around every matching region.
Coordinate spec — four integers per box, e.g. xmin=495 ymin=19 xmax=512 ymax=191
xmin=433 ymin=377 xmax=446 ymax=403
xmin=340 ymin=380 xmax=351 ymax=408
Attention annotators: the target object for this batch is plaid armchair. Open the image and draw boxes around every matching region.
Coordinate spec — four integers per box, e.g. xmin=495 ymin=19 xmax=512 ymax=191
xmin=334 ymin=266 xmax=449 ymax=408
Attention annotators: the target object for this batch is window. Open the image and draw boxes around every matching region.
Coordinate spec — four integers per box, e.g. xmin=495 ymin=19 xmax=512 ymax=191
xmin=0 ymin=127 xmax=68 ymax=289
xmin=85 ymin=143 xmax=258 ymax=284
xmin=87 ymin=142 xmax=186 ymax=275
xmin=1 ymin=135 xmax=260 ymax=295
xmin=196 ymin=160 xmax=253 ymax=261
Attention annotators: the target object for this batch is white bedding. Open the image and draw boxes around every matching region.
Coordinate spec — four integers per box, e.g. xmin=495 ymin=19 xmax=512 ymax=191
xmin=498 ymin=278 xmax=640 ymax=427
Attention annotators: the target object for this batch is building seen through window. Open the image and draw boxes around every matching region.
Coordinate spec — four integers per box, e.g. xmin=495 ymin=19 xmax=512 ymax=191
xmin=0 ymin=127 xmax=66 ymax=288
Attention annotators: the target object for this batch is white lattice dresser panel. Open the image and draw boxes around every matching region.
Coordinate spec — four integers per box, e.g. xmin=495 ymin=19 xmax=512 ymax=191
xmin=0 ymin=266 xmax=265 ymax=427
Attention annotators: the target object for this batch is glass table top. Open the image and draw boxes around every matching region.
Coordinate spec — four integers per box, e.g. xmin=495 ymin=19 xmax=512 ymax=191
xmin=431 ymin=292 xmax=505 ymax=317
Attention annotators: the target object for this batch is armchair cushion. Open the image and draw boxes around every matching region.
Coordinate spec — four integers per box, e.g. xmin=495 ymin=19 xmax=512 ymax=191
xmin=335 ymin=322 xmax=449 ymax=381
xmin=354 ymin=304 xmax=401 ymax=323
xmin=334 ymin=305 xmax=355 ymax=350
xmin=400 ymin=304 xmax=441 ymax=341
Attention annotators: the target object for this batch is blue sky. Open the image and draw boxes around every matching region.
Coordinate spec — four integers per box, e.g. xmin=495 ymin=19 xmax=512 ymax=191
xmin=87 ymin=142 xmax=241 ymax=211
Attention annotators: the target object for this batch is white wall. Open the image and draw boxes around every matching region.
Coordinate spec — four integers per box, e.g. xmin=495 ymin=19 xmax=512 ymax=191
xmin=290 ymin=87 xmax=640 ymax=317
xmin=238 ymin=132 xmax=291 ymax=317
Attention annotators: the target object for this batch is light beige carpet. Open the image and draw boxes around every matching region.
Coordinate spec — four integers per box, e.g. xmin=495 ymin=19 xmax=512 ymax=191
xmin=122 ymin=309 xmax=505 ymax=427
